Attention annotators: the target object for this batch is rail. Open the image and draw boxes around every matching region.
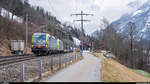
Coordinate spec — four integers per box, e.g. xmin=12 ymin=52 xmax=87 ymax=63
xmin=0 ymin=54 xmax=36 ymax=66
xmin=0 ymin=52 xmax=83 ymax=82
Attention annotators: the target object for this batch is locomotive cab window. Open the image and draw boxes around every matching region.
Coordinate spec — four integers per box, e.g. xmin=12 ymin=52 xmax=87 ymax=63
xmin=33 ymin=35 xmax=46 ymax=45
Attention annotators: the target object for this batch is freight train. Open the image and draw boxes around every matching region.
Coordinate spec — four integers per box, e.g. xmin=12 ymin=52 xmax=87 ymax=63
xmin=31 ymin=33 xmax=79 ymax=55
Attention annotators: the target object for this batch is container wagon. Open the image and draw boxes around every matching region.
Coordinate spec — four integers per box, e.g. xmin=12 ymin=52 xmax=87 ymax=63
xmin=11 ymin=40 xmax=24 ymax=55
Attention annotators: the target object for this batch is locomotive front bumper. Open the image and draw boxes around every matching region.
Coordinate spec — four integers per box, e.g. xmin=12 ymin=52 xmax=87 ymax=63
xmin=31 ymin=48 xmax=48 ymax=52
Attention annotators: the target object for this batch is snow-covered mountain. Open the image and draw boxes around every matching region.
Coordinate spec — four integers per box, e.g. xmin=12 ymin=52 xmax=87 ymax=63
xmin=128 ymin=0 xmax=147 ymax=9
xmin=91 ymin=30 xmax=100 ymax=39
xmin=112 ymin=0 xmax=150 ymax=41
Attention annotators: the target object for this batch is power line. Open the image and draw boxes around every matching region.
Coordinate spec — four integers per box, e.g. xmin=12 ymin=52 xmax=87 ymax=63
xmin=32 ymin=0 xmax=38 ymax=6
xmin=71 ymin=11 xmax=93 ymax=34
xmin=47 ymin=0 xmax=56 ymax=13
xmin=71 ymin=11 xmax=93 ymax=51
xmin=32 ymin=0 xmax=55 ymax=17
xmin=47 ymin=0 xmax=60 ymax=19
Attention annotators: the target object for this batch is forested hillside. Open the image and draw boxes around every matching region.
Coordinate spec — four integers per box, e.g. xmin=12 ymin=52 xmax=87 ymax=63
xmin=0 ymin=0 xmax=92 ymax=55
xmin=93 ymin=15 xmax=150 ymax=74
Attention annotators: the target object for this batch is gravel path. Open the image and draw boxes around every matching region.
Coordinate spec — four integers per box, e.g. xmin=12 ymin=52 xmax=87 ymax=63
xmin=40 ymin=52 xmax=101 ymax=82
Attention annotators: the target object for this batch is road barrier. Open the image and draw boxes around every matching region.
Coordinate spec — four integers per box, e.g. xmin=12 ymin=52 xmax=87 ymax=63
xmin=0 ymin=52 xmax=83 ymax=82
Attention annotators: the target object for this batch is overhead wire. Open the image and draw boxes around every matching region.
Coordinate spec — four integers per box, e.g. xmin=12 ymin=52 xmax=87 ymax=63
xmin=33 ymin=0 xmax=62 ymax=23
xmin=32 ymin=0 xmax=53 ymax=16
xmin=47 ymin=0 xmax=56 ymax=16
xmin=47 ymin=0 xmax=63 ymax=21
xmin=32 ymin=0 xmax=38 ymax=8
xmin=92 ymin=0 xmax=105 ymax=31
xmin=73 ymin=0 xmax=81 ymax=29
xmin=30 ymin=0 xmax=49 ymax=32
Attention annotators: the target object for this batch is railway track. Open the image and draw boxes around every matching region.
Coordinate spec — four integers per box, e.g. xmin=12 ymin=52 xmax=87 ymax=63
xmin=0 ymin=52 xmax=74 ymax=66
xmin=0 ymin=54 xmax=38 ymax=66
xmin=0 ymin=54 xmax=33 ymax=59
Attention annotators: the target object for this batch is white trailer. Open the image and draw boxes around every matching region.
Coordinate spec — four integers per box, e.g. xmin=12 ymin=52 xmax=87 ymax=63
xmin=72 ymin=37 xmax=81 ymax=52
xmin=11 ymin=40 xmax=24 ymax=55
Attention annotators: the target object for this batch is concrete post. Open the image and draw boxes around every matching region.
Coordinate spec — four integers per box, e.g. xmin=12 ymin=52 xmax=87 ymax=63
xmin=59 ymin=55 xmax=61 ymax=69
xmin=25 ymin=14 xmax=28 ymax=55
xmin=51 ymin=56 xmax=53 ymax=72
xmin=20 ymin=63 xmax=24 ymax=82
xmin=39 ymin=59 xmax=42 ymax=79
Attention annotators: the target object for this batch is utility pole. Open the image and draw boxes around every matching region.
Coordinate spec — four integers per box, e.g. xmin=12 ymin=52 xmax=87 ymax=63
xmin=66 ymin=33 xmax=70 ymax=52
xmin=25 ymin=14 xmax=28 ymax=55
xmin=71 ymin=11 xmax=93 ymax=51
xmin=130 ymin=22 xmax=134 ymax=68
xmin=128 ymin=22 xmax=134 ymax=67
xmin=91 ymin=42 xmax=93 ymax=52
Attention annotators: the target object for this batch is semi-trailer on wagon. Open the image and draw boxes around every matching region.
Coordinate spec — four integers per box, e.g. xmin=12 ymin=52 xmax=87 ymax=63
xmin=11 ymin=40 xmax=24 ymax=55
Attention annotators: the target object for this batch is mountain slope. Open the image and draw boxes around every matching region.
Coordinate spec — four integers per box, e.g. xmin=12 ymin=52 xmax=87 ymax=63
xmin=112 ymin=0 xmax=150 ymax=41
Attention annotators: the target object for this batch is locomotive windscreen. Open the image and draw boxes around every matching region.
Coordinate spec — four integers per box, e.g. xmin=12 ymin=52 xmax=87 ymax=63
xmin=33 ymin=34 xmax=46 ymax=45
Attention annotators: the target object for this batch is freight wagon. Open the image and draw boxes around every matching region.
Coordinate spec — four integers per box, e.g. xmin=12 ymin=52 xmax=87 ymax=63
xmin=11 ymin=40 xmax=24 ymax=55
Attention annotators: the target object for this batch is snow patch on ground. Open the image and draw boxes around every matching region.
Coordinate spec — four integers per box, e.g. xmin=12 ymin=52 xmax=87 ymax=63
xmin=0 ymin=8 xmax=23 ymax=23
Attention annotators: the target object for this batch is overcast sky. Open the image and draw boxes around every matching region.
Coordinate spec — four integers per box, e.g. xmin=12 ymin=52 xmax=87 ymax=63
xmin=28 ymin=0 xmax=145 ymax=35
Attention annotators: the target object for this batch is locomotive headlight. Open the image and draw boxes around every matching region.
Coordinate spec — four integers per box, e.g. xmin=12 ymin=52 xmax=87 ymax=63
xmin=40 ymin=46 xmax=46 ymax=48
xmin=33 ymin=46 xmax=38 ymax=48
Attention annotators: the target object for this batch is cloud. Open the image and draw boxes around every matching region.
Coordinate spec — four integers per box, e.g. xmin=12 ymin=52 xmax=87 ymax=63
xmin=28 ymin=0 xmax=144 ymax=35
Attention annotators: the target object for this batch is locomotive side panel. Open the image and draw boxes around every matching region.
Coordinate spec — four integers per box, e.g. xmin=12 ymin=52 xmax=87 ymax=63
xmin=59 ymin=40 xmax=64 ymax=51
xmin=49 ymin=38 xmax=57 ymax=50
